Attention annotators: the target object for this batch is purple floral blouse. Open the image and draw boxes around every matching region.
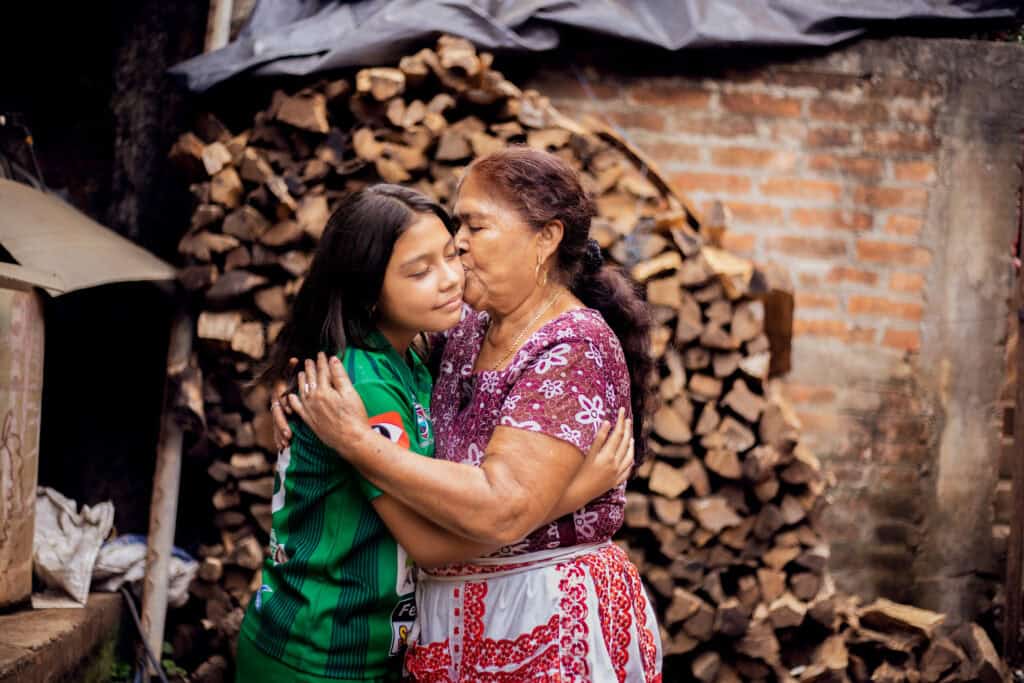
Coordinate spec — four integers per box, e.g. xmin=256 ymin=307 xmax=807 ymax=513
xmin=431 ymin=307 xmax=632 ymax=557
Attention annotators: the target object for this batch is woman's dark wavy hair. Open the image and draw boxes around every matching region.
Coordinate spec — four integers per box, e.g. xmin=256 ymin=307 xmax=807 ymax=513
xmin=465 ymin=146 xmax=655 ymax=464
xmin=257 ymin=184 xmax=454 ymax=388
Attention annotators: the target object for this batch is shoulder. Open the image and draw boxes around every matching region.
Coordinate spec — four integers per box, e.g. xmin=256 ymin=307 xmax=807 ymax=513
xmin=519 ymin=309 xmax=619 ymax=363
xmin=341 ymin=345 xmax=404 ymax=386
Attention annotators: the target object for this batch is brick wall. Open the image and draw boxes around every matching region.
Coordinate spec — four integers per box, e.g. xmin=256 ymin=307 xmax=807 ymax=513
xmin=522 ymin=37 xmax=1021 ymax=610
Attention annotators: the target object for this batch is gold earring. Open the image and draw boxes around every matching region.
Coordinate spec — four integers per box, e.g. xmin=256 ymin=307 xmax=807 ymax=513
xmin=536 ymin=257 xmax=548 ymax=288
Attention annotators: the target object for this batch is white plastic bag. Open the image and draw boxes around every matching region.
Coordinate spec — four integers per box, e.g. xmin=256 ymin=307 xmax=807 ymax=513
xmin=93 ymin=534 xmax=198 ymax=607
xmin=32 ymin=486 xmax=115 ymax=605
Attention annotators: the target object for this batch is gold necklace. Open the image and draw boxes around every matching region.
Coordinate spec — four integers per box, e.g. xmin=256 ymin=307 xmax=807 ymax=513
xmin=487 ymin=289 xmax=563 ymax=371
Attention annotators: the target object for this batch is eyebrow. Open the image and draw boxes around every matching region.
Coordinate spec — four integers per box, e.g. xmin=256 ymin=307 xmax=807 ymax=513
xmin=454 ymin=210 xmax=486 ymax=222
xmin=398 ymin=239 xmax=457 ymax=269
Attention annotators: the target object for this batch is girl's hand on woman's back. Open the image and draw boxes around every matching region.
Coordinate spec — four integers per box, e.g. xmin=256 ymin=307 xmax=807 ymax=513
xmin=580 ymin=408 xmax=634 ymax=492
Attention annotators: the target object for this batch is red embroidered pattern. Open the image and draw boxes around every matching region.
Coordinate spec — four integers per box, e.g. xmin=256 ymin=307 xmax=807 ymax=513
xmin=556 ymin=560 xmax=591 ymax=679
xmin=406 ymin=547 xmax=661 ymax=682
xmin=580 ymin=546 xmax=632 ymax=682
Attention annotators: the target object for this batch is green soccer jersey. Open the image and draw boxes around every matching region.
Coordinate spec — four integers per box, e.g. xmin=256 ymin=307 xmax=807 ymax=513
xmin=240 ymin=332 xmax=434 ymax=680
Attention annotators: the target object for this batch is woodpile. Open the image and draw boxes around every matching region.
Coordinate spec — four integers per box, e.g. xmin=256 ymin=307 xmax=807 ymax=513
xmin=169 ymin=36 xmax=1007 ymax=682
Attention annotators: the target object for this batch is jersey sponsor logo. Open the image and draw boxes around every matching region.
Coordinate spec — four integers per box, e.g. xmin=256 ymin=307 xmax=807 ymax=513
xmin=369 ymin=411 xmax=410 ymax=448
xmin=389 ymin=595 xmax=417 ymax=656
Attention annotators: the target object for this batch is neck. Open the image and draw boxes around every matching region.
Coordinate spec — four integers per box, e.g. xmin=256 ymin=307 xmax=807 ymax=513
xmin=487 ymin=284 xmax=561 ymax=344
xmin=376 ymin=323 xmax=417 ymax=358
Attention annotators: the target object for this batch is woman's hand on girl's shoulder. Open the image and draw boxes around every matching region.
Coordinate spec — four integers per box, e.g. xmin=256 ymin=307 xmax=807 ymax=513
xmin=287 ymin=352 xmax=370 ymax=453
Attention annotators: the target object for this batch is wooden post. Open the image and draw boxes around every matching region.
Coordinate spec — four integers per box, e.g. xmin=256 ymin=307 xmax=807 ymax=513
xmin=1004 ymin=156 xmax=1024 ymax=664
xmin=140 ymin=305 xmax=193 ymax=678
xmin=204 ymin=0 xmax=233 ymax=53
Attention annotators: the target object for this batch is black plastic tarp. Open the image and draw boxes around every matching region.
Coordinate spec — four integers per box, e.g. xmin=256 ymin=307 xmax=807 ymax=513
xmin=170 ymin=0 xmax=1021 ymax=92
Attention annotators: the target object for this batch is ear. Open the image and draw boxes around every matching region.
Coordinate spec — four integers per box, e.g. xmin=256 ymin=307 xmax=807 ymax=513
xmin=536 ymin=219 xmax=565 ymax=264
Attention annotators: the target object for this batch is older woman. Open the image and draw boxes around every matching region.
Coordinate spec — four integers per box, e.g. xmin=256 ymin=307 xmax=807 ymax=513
xmin=289 ymin=147 xmax=662 ymax=681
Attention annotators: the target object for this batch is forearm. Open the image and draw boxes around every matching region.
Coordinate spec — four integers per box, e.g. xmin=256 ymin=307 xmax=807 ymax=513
xmin=343 ymin=429 xmax=549 ymax=545
xmin=372 ymin=495 xmax=498 ymax=568
xmin=545 ymin=475 xmax=604 ymax=524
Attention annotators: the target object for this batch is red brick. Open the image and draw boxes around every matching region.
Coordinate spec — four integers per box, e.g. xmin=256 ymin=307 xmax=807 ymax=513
xmin=890 ymin=272 xmax=926 ymax=294
xmin=848 ymin=295 xmax=923 ymax=321
xmin=809 ymin=98 xmax=888 ymax=124
xmin=884 ymin=215 xmax=924 ymax=236
xmin=721 ymin=92 xmax=804 ymax=118
xmin=671 ymin=171 xmax=752 ymax=195
xmin=806 ymin=127 xmax=854 ymax=148
xmin=629 ymin=82 xmax=712 ymax=108
xmin=711 ymin=147 xmax=796 ymax=170
xmin=809 ymin=154 xmax=884 ymax=180
xmin=798 ymin=272 xmax=822 ymax=287
xmin=893 ymin=161 xmax=937 ymax=183
xmin=891 ymin=100 xmax=936 ymax=126
xmin=797 ymin=292 xmax=840 ymax=309
xmin=882 ymin=328 xmax=922 ymax=352
xmin=767 ymin=235 xmax=847 ymax=259
xmin=674 ymin=115 xmax=757 ymax=137
xmin=868 ymin=78 xmax=941 ymax=100
xmin=527 ymin=70 xmax=621 ymax=101
xmin=720 ymin=230 xmax=756 ymax=254
xmin=724 ymin=201 xmax=784 ymax=225
xmin=605 ymin=109 xmax=666 ymax=132
xmin=792 ymin=208 xmax=873 ymax=232
xmin=826 ymin=266 xmax=878 ymax=286
xmin=738 ymin=70 xmax=865 ymax=95
xmin=849 ymin=326 xmax=879 ymax=344
xmin=793 ymin=318 xmax=852 ymax=340
xmin=647 ymin=142 xmax=704 ymax=165
xmin=856 ymin=240 xmax=931 ymax=267
xmin=784 ymin=383 xmax=837 ymax=404
xmin=863 ymin=130 xmax=937 ymax=153
xmin=761 ymin=177 xmax=843 ymax=201
xmin=852 ymin=186 xmax=928 ymax=211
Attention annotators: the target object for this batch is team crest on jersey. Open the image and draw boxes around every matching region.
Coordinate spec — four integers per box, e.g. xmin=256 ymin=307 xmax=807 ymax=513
xmin=369 ymin=411 xmax=410 ymax=448
xmin=255 ymin=584 xmax=273 ymax=611
xmin=413 ymin=402 xmax=431 ymax=445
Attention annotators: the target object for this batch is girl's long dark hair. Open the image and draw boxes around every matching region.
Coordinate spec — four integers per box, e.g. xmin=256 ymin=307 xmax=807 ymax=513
xmin=466 ymin=147 xmax=655 ymax=464
xmin=257 ymin=184 xmax=454 ymax=388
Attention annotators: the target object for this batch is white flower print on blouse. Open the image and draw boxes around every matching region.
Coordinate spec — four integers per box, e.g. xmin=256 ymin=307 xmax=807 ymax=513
xmin=574 ymin=507 xmax=601 ymax=538
xmin=441 ymin=361 xmax=454 ymax=375
xmin=574 ymin=394 xmax=606 ymax=428
xmin=555 ymin=327 xmax=575 ymax=340
xmin=533 ymin=343 xmax=571 ymax=374
xmin=460 ymin=363 xmax=474 ymax=377
xmin=605 ymin=382 xmax=617 ymax=405
xmin=501 ymin=394 xmax=522 ymax=412
xmin=500 ymin=415 xmax=543 ymax=431
xmin=558 ymin=424 xmax=582 ymax=446
xmin=466 ymin=443 xmax=486 ymax=466
xmin=584 ymin=341 xmax=604 ymax=368
xmin=539 ymin=379 xmax=565 ymax=399
xmin=479 ymin=372 xmax=499 ymax=394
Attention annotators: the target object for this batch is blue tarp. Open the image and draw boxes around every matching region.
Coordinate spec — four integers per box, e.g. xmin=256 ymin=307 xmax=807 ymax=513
xmin=170 ymin=0 xmax=1021 ymax=92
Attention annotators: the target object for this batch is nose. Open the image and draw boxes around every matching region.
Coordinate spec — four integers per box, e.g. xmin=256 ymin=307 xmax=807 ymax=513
xmin=454 ymin=224 xmax=470 ymax=256
xmin=440 ymin=255 xmax=463 ymax=292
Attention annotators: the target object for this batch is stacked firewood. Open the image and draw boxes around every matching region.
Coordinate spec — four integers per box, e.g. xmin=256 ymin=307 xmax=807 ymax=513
xmin=169 ymin=36 xmax=1006 ymax=682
